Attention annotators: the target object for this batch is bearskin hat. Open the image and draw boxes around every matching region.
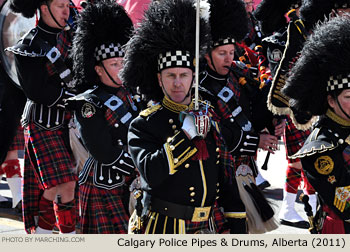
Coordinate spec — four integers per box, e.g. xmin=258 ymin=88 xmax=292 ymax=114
xmin=71 ymin=0 xmax=133 ymax=88
xmin=254 ymin=0 xmax=302 ymax=35
xmin=300 ymin=0 xmax=350 ymax=31
xmin=120 ymin=0 xmax=210 ymax=102
xmin=9 ymin=0 xmax=45 ymax=18
xmin=208 ymin=0 xmax=248 ymax=47
xmin=282 ymin=16 xmax=350 ymax=127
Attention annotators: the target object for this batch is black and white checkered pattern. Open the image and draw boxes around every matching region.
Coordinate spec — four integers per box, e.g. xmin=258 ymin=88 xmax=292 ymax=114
xmin=213 ymin=37 xmax=235 ymax=47
xmin=94 ymin=43 xmax=124 ymax=62
xmin=289 ymin=2 xmax=301 ymax=10
xmin=157 ymin=50 xmax=192 ymax=71
xmin=335 ymin=3 xmax=350 ymax=9
xmin=327 ymin=73 xmax=350 ymax=92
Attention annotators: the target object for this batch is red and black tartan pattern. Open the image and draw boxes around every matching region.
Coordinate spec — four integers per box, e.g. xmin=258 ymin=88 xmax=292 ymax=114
xmin=23 ymin=146 xmax=43 ymax=233
xmin=79 ymin=167 xmax=129 ymax=233
xmin=105 ymin=86 xmax=133 ymax=127
xmin=8 ymin=125 xmax=25 ymax=151
xmin=285 ymin=165 xmax=302 ymax=194
xmin=46 ymin=29 xmax=72 ymax=76
xmin=25 ymin=122 xmax=77 ymax=189
xmin=283 ymin=115 xmax=310 ymax=163
xmin=144 ymin=205 xmax=226 ymax=234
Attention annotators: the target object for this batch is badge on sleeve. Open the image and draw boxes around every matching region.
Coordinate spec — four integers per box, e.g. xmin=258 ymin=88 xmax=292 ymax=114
xmin=81 ymin=103 xmax=96 ymax=118
xmin=314 ymin=155 xmax=334 ymax=175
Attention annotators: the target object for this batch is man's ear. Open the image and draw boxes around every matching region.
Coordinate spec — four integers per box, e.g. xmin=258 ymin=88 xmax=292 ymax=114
xmin=95 ymin=65 xmax=102 ymax=76
xmin=39 ymin=3 xmax=48 ymax=15
xmin=327 ymin=94 xmax=336 ymax=109
xmin=204 ymin=53 xmax=210 ymax=63
xmin=157 ymin=73 xmax=162 ymax=87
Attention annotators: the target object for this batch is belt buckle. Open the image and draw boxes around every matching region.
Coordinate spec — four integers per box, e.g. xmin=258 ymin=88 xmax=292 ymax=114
xmin=191 ymin=206 xmax=211 ymax=222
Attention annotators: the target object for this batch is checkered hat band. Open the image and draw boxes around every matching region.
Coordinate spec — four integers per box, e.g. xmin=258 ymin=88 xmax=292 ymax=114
xmin=94 ymin=43 xmax=124 ymax=62
xmin=157 ymin=50 xmax=192 ymax=71
xmin=213 ymin=37 xmax=235 ymax=47
xmin=327 ymin=74 xmax=350 ymax=92
xmin=290 ymin=3 xmax=301 ymax=9
xmin=335 ymin=3 xmax=350 ymax=9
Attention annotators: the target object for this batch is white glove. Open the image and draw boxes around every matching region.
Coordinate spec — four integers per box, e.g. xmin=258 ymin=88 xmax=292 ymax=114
xmin=181 ymin=114 xmax=198 ymax=139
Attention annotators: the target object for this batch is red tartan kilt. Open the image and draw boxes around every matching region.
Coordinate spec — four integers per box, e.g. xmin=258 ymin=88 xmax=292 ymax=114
xmin=79 ymin=167 xmax=129 ymax=234
xmin=283 ymin=116 xmax=310 ymax=163
xmin=24 ymin=123 xmax=77 ymax=189
xmin=8 ymin=126 xmax=25 ymax=151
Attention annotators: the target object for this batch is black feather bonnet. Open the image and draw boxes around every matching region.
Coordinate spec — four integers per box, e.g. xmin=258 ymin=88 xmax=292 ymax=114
xmin=254 ymin=0 xmax=302 ymax=35
xmin=282 ymin=16 xmax=350 ymax=127
xmin=208 ymin=0 xmax=248 ymax=47
xmin=9 ymin=0 xmax=46 ymax=18
xmin=71 ymin=0 xmax=133 ymax=88
xmin=120 ymin=0 xmax=210 ymax=102
xmin=300 ymin=0 xmax=350 ymax=31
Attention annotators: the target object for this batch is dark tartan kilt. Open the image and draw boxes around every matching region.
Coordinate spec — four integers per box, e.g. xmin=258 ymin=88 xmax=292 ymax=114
xmin=8 ymin=125 xmax=25 ymax=151
xmin=25 ymin=123 xmax=77 ymax=189
xmin=23 ymin=152 xmax=42 ymax=233
xmin=79 ymin=167 xmax=129 ymax=234
xmin=283 ymin=116 xmax=310 ymax=163
xmin=144 ymin=204 xmax=226 ymax=234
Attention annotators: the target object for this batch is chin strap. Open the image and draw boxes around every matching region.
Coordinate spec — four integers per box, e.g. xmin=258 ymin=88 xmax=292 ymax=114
xmin=208 ymin=50 xmax=218 ymax=73
xmin=336 ymin=96 xmax=350 ymax=120
xmin=159 ymin=75 xmax=194 ymax=104
xmin=101 ymin=62 xmax=121 ymax=86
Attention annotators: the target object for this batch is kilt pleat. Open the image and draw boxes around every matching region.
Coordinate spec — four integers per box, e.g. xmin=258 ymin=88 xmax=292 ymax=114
xmin=79 ymin=168 xmax=129 ymax=234
xmin=8 ymin=126 xmax=24 ymax=151
xmin=25 ymin=123 xmax=77 ymax=188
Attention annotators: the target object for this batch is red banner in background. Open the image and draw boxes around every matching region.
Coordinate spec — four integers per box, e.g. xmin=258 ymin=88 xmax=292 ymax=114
xmin=71 ymin=0 xmax=262 ymax=26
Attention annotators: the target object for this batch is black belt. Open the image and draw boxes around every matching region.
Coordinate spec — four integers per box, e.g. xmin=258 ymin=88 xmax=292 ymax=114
xmin=151 ymin=197 xmax=212 ymax=222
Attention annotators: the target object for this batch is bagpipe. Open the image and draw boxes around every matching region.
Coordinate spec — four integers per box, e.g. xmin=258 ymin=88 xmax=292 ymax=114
xmin=235 ymin=41 xmax=282 ymax=171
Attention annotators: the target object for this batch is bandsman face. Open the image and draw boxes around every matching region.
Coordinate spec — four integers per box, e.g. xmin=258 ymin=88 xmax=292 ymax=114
xmin=95 ymin=57 xmax=124 ymax=88
xmin=40 ymin=0 xmax=70 ymax=29
xmin=328 ymin=89 xmax=350 ymax=121
xmin=157 ymin=67 xmax=194 ymax=105
xmin=205 ymin=44 xmax=235 ymax=76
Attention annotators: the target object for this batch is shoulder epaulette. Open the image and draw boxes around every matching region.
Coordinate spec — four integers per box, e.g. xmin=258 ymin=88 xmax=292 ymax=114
xmin=291 ymin=127 xmax=340 ymax=159
xmin=262 ymin=29 xmax=287 ymax=47
xmin=68 ymin=86 xmax=103 ymax=108
xmin=139 ymin=104 xmax=162 ymax=117
xmin=5 ymin=28 xmax=46 ymax=57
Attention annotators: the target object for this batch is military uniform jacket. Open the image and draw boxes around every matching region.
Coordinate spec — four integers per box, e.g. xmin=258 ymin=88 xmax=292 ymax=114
xmin=293 ymin=110 xmax=350 ymax=224
xmin=74 ymin=84 xmax=138 ymax=190
xmin=199 ymin=66 xmax=260 ymax=156
xmin=128 ymin=96 xmax=224 ymax=211
xmin=6 ymin=19 xmax=73 ymax=130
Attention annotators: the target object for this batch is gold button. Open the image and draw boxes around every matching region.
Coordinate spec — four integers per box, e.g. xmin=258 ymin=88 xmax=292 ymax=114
xmin=217 ymin=154 xmax=220 ymax=158
xmin=190 ymin=199 xmax=195 ymax=202
xmin=170 ymin=145 xmax=175 ymax=150
xmin=174 ymin=130 xmax=179 ymax=134
xmin=185 ymin=164 xmax=190 ymax=168
xmin=174 ymin=158 xmax=179 ymax=164
xmin=164 ymin=208 xmax=168 ymax=211
xmin=167 ymin=137 xmax=172 ymax=143
xmin=216 ymin=189 xmax=220 ymax=192
xmin=172 ymin=125 xmax=177 ymax=130
xmin=216 ymin=183 xmax=220 ymax=186
xmin=216 ymin=147 xmax=220 ymax=152
xmin=216 ymin=196 xmax=219 ymax=199
xmin=189 ymin=187 xmax=194 ymax=191
xmin=216 ymin=160 xmax=220 ymax=164
xmin=169 ymin=119 xmax=174 ymax=124
xmin=190 ymin=192 xmax=195 ymax=197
